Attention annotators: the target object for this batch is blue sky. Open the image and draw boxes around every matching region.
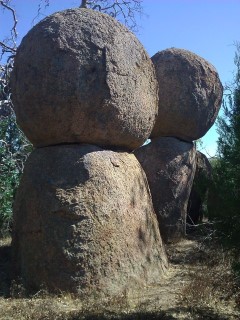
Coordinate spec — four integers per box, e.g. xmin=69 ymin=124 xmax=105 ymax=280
xmin=1 ymin=0 xmax=240 ymax=156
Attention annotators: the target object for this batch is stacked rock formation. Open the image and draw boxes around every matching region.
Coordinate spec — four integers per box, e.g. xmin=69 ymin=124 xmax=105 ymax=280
xmin=11 ymin=8 xmax=168 ymax=296
xmin=135 ymin=48 xmax=223 ymax=243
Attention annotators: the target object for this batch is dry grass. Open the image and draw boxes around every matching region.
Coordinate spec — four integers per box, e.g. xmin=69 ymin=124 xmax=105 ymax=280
xmin=178 ymin=226 xmax=240 ymax=318
xmin=181 ymin=251 xmax=240 ymax=306
xmin=0 ymin=293 xmax=170 ymax=320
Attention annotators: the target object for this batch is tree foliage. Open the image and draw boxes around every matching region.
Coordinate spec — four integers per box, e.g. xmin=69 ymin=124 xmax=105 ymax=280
xmin=0 ymin=114 xmax=31 ymax=233
xmin=0 ymin=64 xmax=32 ymax=233
xmin=208 ymin=43 xmax=240 ymax=253
xmin=0 ymin=0 xmax=20 ymax=232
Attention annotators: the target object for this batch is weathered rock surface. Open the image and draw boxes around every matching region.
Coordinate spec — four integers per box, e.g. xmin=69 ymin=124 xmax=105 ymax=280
xmin=151 ymin=48 xmax=223 ymax=141
xmin=12 ymin=144 xmax=168 ymax=296
xmin=11 ymin=8 xmax=158 ymax=150
xmin=135 ymin=137 xmax=196 ymax=243
xmin=187 ymin=151 xmax=212 ymax=225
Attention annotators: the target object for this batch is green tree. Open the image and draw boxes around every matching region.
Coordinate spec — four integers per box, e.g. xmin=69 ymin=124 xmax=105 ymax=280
xmin=0 ymin=115 xmax=31 ymax=233
xmin=208 ymin=43 xmax=240 ymax=253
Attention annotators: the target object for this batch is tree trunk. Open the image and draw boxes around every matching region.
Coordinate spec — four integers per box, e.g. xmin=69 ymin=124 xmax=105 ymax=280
xmin=80 ymin=0 xmax=87 ymax=8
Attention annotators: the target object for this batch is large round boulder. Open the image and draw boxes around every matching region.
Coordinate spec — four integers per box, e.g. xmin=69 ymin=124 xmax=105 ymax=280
xmin=12 ymin=145 xmax=168 ymax=296
xmin=151 ymin=48 xmax=223 ymax=141
xmin=135 ymin=137 xmax=196 ymax=243
xmin=11 ymin=8 xmax=158 ymax=150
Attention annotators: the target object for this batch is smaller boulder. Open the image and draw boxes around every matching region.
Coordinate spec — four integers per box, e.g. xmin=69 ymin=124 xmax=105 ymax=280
xmin=151 ymin=48 xmax=223 ymax=141
xmin=135 ymin=137 xmax=196 ymax=243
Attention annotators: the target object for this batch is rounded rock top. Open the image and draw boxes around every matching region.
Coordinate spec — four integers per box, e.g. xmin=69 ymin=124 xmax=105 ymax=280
xmin=11 ymin=8 xmax=158 ymax=150
xmin=150 ymin=48 xmax=223 ymax=141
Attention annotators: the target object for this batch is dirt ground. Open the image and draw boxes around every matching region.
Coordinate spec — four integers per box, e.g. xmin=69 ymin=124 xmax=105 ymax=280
xmin=0 ymin=226 xmax=239 ymax=320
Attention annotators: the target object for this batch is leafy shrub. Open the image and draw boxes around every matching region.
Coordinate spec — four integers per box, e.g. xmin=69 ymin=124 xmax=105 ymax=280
xmin=0 ymin=113 xmax=32 ymax=234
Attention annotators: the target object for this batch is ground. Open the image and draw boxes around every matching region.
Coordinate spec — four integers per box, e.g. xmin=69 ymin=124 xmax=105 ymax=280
xmin=0 ymin=225 xmax=239 ymax=320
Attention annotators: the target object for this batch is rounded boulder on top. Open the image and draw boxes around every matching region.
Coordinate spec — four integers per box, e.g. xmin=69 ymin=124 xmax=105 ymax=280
xmin=11 ymin=8 xmax=158 ymax=150
xmin=150 ymin=48 xmax=223 ymax=142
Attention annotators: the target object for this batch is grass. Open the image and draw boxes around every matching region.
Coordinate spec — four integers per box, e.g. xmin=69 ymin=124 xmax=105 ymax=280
xmin=180 ymin=244 xmax=240 ymax=311
xmin=179 ymin=224 xmax=240 ymax=317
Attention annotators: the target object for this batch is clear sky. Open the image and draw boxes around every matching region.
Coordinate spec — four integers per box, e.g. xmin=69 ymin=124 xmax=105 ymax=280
xmin=1 ymin=0 xmax=240 ymax=156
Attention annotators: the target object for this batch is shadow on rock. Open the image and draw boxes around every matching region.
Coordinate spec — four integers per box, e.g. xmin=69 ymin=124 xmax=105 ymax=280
xmin=0 ymin=240 xmax=11 ymax=297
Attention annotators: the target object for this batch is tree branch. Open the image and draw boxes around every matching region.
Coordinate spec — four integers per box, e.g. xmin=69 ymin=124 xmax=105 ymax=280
xmin=0 ymin=41 xmax=17 ymax=53
xmin=0 ymin=0 xmax=18 ymax=42
xmin=80 ymin=0 xmax=88 ymax=8
xmin=87 ymin=0 xmax=143 ymax=32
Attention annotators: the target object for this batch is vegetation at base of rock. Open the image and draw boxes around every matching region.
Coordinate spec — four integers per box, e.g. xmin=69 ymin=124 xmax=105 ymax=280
xmin=180 ymin=225 xmax=240 ymax=311
xmin=0 ymin=111 xmax=31 ymax=235
xmin=207 ymin=43 xmax=240 ymax=266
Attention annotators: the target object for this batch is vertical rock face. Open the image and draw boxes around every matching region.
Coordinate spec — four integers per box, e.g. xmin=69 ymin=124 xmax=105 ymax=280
xmin=151 ymin=48 xmax=223 ymax=141
xmin=12 ymin=145 xmax=168 ymax=295
xmin=10 ymin=8 xmax=158 ymax=150
xmin=187 ymin=151 xmax=212 ymax=225
xmin=135 ymin=137 xmax=196 ymax=243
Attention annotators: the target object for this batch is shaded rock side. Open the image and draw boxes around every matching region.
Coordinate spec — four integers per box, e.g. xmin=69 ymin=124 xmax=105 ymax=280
xmin=187 ymin=151 xmax=212 ymax=225
xmin=135 ymin=137 xmax=196 ymax=243
xmin=11 ymin=8 xmax=158 ymax=151
xmin=151 ymin=48 xmax=223 ymax=141
xmin=12 ymin=144 xmax=168 ymax=296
